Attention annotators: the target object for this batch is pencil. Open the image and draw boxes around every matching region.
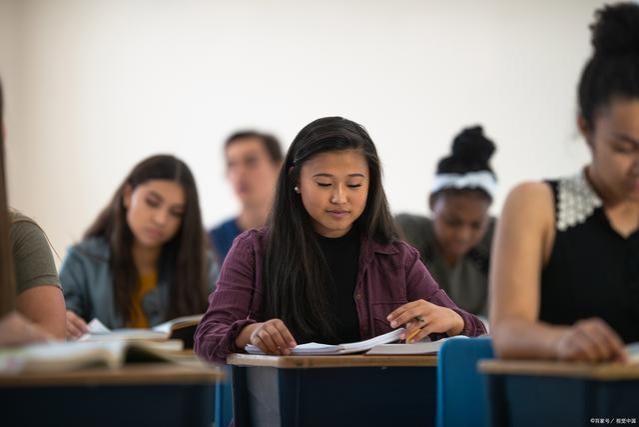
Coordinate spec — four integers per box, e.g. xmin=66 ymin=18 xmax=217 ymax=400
xmin=405 ymin=327 xmax=421 ymax=343
xmin=405 ymin=316 xmax=425 ymax=343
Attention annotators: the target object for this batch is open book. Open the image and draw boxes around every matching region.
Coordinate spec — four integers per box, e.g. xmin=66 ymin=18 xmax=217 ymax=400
xmin=80 ymin=314 xmax=203 ymax=348
xmin=365 ymin=335 xmax=465 ymax=355
xmin=0 ymin=340 xmax=184 ymax=374
xmin=245 ymin=328 xmax=405 ymax=356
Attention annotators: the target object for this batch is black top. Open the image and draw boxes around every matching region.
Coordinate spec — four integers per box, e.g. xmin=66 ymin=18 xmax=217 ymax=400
xmin=315 ymin=227 xmax=361 ymax=344
xmin=540 ymin=173 xmax=639 ymax=343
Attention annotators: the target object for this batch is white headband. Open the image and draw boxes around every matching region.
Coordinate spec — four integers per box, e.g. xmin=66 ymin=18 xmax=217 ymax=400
xmin=431 ymin=171 xmax=496 ymax=198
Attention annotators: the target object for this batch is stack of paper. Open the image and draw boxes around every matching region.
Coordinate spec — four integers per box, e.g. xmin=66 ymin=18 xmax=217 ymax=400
xmin=365 ymin=336 xmax=464 ymax=355
xmin=245 ymin=328 xmax=405 ymax=355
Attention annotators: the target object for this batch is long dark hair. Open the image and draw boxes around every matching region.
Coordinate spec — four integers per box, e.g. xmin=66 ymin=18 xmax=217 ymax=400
xmin=578 ymin=2 xmax=639 ymax=130
xmin=85 ymin=155 xmax=208 ymax=322
xmin=263 ymin=116 xmax=397 ymax=342
xmin=0 ymin=79 xmax=16 ymax=316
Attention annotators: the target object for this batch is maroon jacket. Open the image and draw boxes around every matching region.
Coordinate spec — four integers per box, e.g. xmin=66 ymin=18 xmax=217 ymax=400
xmin=195 ymin=228 xmax=487 ymax=363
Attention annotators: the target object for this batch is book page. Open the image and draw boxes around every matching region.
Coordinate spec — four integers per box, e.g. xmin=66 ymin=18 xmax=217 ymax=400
xmin=366 ymin=335 xmax=467 ymax=355
xmin=244 ymin=328 xmax=405 ymax=355
xmin=152 ymin=314 xmax=203 ymax=334
xmin=338 ymin=328 xmax=405 ymax=353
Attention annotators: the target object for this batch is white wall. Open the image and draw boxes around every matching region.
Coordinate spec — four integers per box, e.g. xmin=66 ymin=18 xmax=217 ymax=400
xmin=0 ymin=0 xmax=605 ymax=261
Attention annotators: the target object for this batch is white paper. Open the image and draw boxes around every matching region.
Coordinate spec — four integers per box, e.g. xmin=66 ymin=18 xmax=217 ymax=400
xmin=245 ymin=328 xmax=405 ymax=356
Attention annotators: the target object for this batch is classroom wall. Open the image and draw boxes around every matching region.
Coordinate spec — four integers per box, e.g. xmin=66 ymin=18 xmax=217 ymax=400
xmin=0 ymin=0 xmax=606 ymax=261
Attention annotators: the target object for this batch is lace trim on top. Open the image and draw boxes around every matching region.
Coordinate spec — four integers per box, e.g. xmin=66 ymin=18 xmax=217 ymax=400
xmin=556 ymin=171 xmax=602 ymax=232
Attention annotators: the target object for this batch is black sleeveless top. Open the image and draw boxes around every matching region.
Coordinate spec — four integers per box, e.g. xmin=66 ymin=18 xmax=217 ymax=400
xmin=540 ymin=172 xmax=639 ymax=343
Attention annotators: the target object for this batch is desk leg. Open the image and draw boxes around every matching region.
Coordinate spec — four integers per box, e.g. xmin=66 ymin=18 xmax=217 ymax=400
xmin=232 ymin=366 xmax=252 ymax=427
xmin=485 ymin=374 xmax=509 ymax=427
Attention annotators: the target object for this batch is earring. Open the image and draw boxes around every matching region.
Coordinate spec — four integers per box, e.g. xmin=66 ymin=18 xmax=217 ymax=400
xmin=294 ymin=186 xmax=300 ymax=194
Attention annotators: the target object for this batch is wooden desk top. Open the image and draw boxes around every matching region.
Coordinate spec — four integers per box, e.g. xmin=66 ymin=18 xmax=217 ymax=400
xmin=227 ymin=353 xmax=438 ymax=369
xmin=0 ymin=361 xmax=224 ymax=387
xmin=479 ymin=359 xmax=639 ymax=381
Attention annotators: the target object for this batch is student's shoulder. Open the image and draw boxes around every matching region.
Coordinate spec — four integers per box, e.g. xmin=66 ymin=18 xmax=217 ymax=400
xmin=210 ymin=217 xmax=239 ymax=235
xmin=9 ymin=211 xmax=42 ymax=238
xmin=369 ymin=237 xmax=422 ymax=264
xmin=228 ymin=227 xmax=268 ymax=254
xmin=502 ymin=181 xmax=554 ymax=228
xmin=9 ymin=211 xmax=51 ymax=252
xmin=66 ymin=236 xmax=110 ymax=264
xmin=395 ymin=213 xmax=432 ymax=231
xmin=504 ymin=181 xmax=553 ymax=211
xmin=395 ymin=213 xmax=435 ymax=248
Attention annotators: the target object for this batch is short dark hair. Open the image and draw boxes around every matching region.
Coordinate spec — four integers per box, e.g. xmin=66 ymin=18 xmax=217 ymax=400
xmin=224 ymin=130 xmax=283 ymax=164
xmin=578 ymin=2 xmax=639 ymax=129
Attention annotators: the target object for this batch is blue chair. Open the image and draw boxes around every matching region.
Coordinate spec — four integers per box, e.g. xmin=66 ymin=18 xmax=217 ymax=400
xmin=215 ymin=366 xmax=234 ymax=427
xmin=436 ymin=336 xmax=494 ymax=427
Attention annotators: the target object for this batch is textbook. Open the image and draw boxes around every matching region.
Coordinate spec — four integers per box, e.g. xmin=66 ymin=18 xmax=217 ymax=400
xmin=80 ymin=314 xmax=203 ymax=348
xmin=365 ymin=336 xmax=465 ymax=355
xmin=0 ymin=340 xmax=184 ymax=374
xmin=245 ymin=328 xmax=405 ymax=356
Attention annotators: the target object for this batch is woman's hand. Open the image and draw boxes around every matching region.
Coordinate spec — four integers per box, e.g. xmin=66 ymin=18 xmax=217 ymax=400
xmin=387 ymin=300 xmax=465 ymax=342
xmin=237 ymin=319 xmax=297 ymax=355
xmin=553 ymin=318 xmax=627 ymax=362
xmin=65 ymin=310 xmax=89 ymax=340
xmin=0 ymin=311 xmax=51 ymax=346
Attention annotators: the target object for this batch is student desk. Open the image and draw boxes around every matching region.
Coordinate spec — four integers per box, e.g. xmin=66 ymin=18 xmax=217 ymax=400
xmin=0 ymin=362 xmax=223 ymax=427
xmin=479 ymin=360 xmax=639 ymax=427
xmin=227 ymin=353 xmax=438 ymax=427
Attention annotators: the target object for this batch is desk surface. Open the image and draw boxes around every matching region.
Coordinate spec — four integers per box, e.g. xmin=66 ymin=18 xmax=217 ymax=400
xmin=0 ymin=361 xmax=224 ymax=387
xmin=479 ymin=359 xmax=639 ymax=380
xmin=227 ymin=353 xmax=438 ymax=368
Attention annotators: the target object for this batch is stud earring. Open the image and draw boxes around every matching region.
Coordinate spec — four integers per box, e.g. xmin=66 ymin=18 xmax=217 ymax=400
xmin=294 ymin=186 xmax=300 ymax=193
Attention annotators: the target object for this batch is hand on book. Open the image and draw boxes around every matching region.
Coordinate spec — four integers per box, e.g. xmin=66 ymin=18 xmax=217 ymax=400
xmin=386 ymin=300 xmax=464 ymax=343
xmin=553 ymin=318 xmax=627 ymax=363
xmin=65 ymin=310 xmax=89 ymax=341
xmin=239 ymin=319 xmax=298 ymax=356
xmin=0 ymin=311 xmax=51 ymax=346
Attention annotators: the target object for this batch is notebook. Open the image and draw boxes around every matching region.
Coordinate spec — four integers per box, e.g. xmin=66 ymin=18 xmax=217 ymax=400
xmin=245 ymin=328 xmax=405 ymax=356
xmin=80 ymin=314 xmax=203 ymax=348
xmin=0 ymin=339 xmax=184 ymax=374
xmin=365 ymin=336 xmax=465 ymax=355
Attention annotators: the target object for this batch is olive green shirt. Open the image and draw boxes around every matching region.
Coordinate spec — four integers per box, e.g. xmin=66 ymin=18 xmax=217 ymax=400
xmin=395 ymin=213 xmax=495 ymax=316
xmin=10 ymin=211 xmax=61 ymax=294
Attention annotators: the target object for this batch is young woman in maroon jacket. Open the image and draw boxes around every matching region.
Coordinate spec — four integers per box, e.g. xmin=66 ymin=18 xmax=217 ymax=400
xmin=195 ymin=116 xmax=486 ymax=363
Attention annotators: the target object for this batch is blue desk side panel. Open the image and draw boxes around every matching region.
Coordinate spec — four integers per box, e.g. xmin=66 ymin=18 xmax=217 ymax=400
xmin=1 ymin=384 xmax=214 ymax=427
xmin=487 ymin=375 xmax=639 ymax=427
